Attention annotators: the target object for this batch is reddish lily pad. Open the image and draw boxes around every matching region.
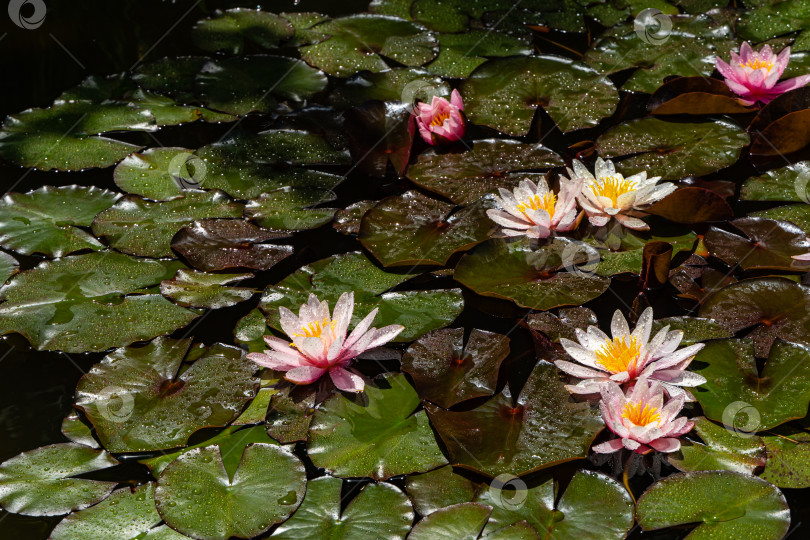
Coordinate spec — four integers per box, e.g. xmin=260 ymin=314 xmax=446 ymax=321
xmin=750 ymin=87 xmax=810 ymax=157
xmin=704 ymin=217 xmax=810 ymax=270
xmin=649 ymin=76 xmax=753 ymax=115
xmin=646 ymin=187 xmax=734 ymax=224
xmin=402 ymin=327 xmax=510 ymax=407
xmin=426 ymin=361 xmax=604 ymax=477
xmin=344 ymin=100 xmax=414 ymax=178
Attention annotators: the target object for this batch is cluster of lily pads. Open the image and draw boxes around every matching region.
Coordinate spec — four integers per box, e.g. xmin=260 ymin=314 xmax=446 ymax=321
xmin=2 ymin=1 xmax=810 ymax=539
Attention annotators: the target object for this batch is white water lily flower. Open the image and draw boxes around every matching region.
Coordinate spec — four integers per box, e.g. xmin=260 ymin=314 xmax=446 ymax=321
xmin=567 ymin=157 xmax=676 ymax=231
xmin=555 ymin=307 xmax=706 ymax=401
xmin=247 ymin=292 xmax=403 ymax=393
xmin=486 ymin=177 xmax=583 ymax=238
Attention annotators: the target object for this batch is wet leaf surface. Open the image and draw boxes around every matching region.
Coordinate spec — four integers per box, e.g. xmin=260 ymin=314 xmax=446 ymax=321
xmin=160 ymin=269 xmax=255 ymax=309
xmin=405 ymin=465 xmax=480 ymax=516
xmin=191 ymin=8 xmax=294 ymax=54
xmin=704 ymin=217 xmax=810 ymax=270
xmin=760 ymin=424 xmax=810 ymax=488
xmin=668 ymin=416 xmax=767 ymax=475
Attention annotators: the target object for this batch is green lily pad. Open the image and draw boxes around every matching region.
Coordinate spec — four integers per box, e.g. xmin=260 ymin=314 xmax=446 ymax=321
xmin=265 ymin=385 xmax=316 ymax=444
xmin=0 ymin=185 xmax=120 ymax=257
xmin=60 ymin=412 xmax=98 ymax=449
xmin=590 ymin=231 xmax=697 ymax=277
xmin=260 ymin=251 xmax=464 ymax=342
xmin=408 ymin=502 xmax=492 ymax=540
xmin=476 ymin=470 xmax=634 ymax=539
xmin=170 ymin=219 xmax=293 ymax=272
xmin=155 ymin=443 xmax=306 ymax=540
xmin=0 ymin=443 xmax=118 ymax=516
xmin=281 ymin=12 xmax=332 ymax=47
xmin=704 ymin=217 xmax=810 ymax=270
xmin=595 ymin=118 xmax=750 ymax=180
xmin=426 ymin=31 xmax=532 ymax=79
xmin=751 ymin=204 xmax=810 ymax=235
xmin=0 ymin=102 xmax=150 ymax=171
xmin=75 ymin=337 xmax=258 ymax=452
xmin=160 ymin=269 xmax=255 ymax=309
xmin=737 ymin=0 xmax=810 ymax=46
xmin=584 ymin=14 xmax=736 ymax=94
xmin=191 ymin=8 xmax=294 ymax=54
xmin=454 ymin=238 xmax=611 ymax=311
xmin=132 ymin=56 xmax=209 ymax=101
xmin=649 ymin=316 xmax=734 ymax=346
xmin=245 ymin=187 xmax=337 ymax=231
xmin=402 ymin=328 xmax=510 ymax=408
xmin=741 ymin=161 xmax=810 ymax=202
xmin=405 ymin=139 xmax=563 ymax=204
xmin=405 ymin=466 xmax=480 ymax=516
xmin=300 ymin=14 xmax=439 ymax=77
xmin=307 ymin=372 xmax=448 ymax=479
xmin=195 ymin=55 xmax=327 ymax=115
xmin=359 ymin=191 xmax=496 ymax=267
xmin=0 ymin=251 xmax=199 ymax=353
xmin=524 ymin=307 xmax=598 ymax=344
xmin=92 ymin=190 xmax=244 ymax=257
xmin=459 ymin=55 xmax=619 ymax=134
xmin=50 ymin=482 xmax=188 ymax=540
xmin=334 ymin=200 xmax=376 ymax=236
xmin=692 ymin=339 xmax=810 ymax=431
xmin=636 ymin=471 xmax=790 ymax=539
xmin=668 ymin=417 xmax=767 ymax=474
xmin=270 ymin=476 xmax=413 ymax=539
xmin=332 ymin=68 xmax=450 ymax=107
xmin=113 ymin=147 xmax=203 ymax=201
xmin=760 ymin=424 xmax=810 ymax=488
xmin=234 ymin=307 xmax=272 ymax=353
xmin=700 ymin=277 xmax=810 ymax=357
xmin=426 ymin=361 xmax=604 ymax=477
xmin=0 ymin=252 xmax=17 ymax=285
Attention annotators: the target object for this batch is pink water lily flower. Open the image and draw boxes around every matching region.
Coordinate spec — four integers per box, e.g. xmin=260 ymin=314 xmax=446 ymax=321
xmin=555 ymin=307 xmax=706 ymax=401
xmin=594 ymin=378 xmax=694 ymax=454
xmin=568 ymin=158 xmax=676 ymax=231
xmin=247 ymin=292 xmax=404 ymax=393
xmin=415 ymin=89 xmax=466 ymax=145
xmin=486 ymin=177 xmax=583 ymax=238
xmin=716 ymin=43 xmax=810 ymax=106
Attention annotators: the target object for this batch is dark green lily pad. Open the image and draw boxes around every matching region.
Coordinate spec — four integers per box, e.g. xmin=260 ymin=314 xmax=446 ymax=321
xmin=760 ymin=424 xmax=810 ymax=488
xmin=741 ymin=161 xmax=810 ymax=202
xmin=50 ymin=482 xmax=188 ymax=540
xmin=700 ymin=277 xmax=810 ymax=357
xmin=595 ymin=118 xmax=750 ymax=180
xmin=405 ymin=466 xmax=480 ymax=516
xmin=584 ymin=14 xmax=736 ymax=94
xmin=459 ymin=55 xmax=619 ymax=135
xmin=281 ymin=12 xmax=332 ymax=47
xmin=590 ymin=232 xmax=697 ymax=277
xmin=171 ymin=219 xmax=293 ymax=272
xmin=405 ymin=139 xmax=563 ymax=204
xmin=270 ymin=476 xmax=413 ymax=539
xmin=300 ymin=14 xmax=439 ymax=77
xmin=426 ymin=31 xmax=532 ymax=79
xmin=0 ymin=252 xmax=199 ymax=353
xmin=359 ymin=191 xmax=495 ymax=267
xmin=751 ymin=204 xmax=810 ymax=235
xmin=234 ymin=307 xmax=272 ymax=353
xmin=668 ymin=417 xmax=767 ymax=475
xmin=649 ymin=316 xmax=733 ymax=346
xmin=191 ymin=8 xmax=294 ymax=54
xmin=307 ymin=372 xmax=448 ymax=479
xmin=160 ymin=269 xmax=255 ymax=309
xmin=454 ymin=238 xmax=610 ymax=311
xmin=0 ymin=443 xmax=118 ymax=516
xmin=402 ymin=327 xmax=509 ymax=408
xmin=525 ymin=307 xmax=598 ymax=344
xmin=738 ymin=0 xmax=810 ymax=47
xmin=155 ymin=443 xmax=306 ymax=540
xmin=0 ymin=252 xmax=17 ymax=285
xmin=261 ymin=251 xmax=463 ymax=342
xmin=60 ymin=412 xmax=98 ymax=449
xmin=0 ymin=102 xmax=150 ymax=171
xmin=0 ymin=185 xmax=119 ymax=257
xmin=408 ymin=502 xmax=492 ymax=539
xmin=692 ymin=339 xmax=810 ymax=431
xmin=265 ymin=385 xmax=316 ymax=444
xmin=113 ymin=147 xmax=203 ymax=201
xmin=476 ymin=470 xmax=633 ymax=539
xmin=75 ymin=337 xmax=258 ymax=452
xmin=704 ymin=217 xmax=810 ymax=270
xmin=426 ymin=361 xmax=604 ymax=477
xmin=245 ymin=187 xmax=337 ymax=231
xmin=636 ymin=471 xmax=790 ymax=539
xmin=92 ymin=190 xmax=244 ymax=257
xmin=332 ymin=68 xmax=450 ymax=107
xmin=195 ymin=55 xmax=327 ymax=115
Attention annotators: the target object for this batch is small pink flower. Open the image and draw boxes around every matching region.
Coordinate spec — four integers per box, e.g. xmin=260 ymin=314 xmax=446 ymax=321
xmin=415 ymin=89 xmax=466 ymax=145
xmin=247 ymin=292 xmax=403 ymax=393
xmin=716 ymin=42 xmax=810 ymax=106
xmin=593 ymin=378 xmax=694 ymax=455
xmin=486 ymin=177 xmax=583 ymax=239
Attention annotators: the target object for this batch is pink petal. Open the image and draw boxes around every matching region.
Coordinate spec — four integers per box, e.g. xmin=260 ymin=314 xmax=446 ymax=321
xmin=592 ymin=439 xmax=624 ymax=453
xmin=329 ymin=367 xmax=365 ymax=393
xmin=773 ymin=74 xmax=810 ymax=94
xmin=450 ymin=89 xmax=463 ymax=110
xmin=285 ymin=365 xmax=327 ymax=384
xmin=648 ymin=437 xmax=680 ymax=453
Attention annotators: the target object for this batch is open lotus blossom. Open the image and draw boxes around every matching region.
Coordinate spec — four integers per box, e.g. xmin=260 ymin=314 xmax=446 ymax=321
xmin=247 ymin=292 xmax=403 ymax=393
xmin=555 ymin=307 xmax=706 ymax=400
xmin=415 ymin=89 xmax=466 ymax=145
xmin=567 ymin=158 xmax=676 ymax=231
xmin=486 ymin=177 xmax=583 ymax=238
xmin=716 ymin=43 xmax=810 ymax=106
xmin=594 ymin=378 xmax=693 ymax=454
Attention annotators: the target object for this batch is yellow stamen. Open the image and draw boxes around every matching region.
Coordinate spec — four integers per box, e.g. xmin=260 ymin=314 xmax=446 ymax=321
xmin=595 ymin=336 xmax=641 ymax=374
xmin=591 ymin=176 xmax=637 ymax=206
xmin=741 ymin=58 xmax=773 ymax=71
xmin=290 ymin=318 xmax=336 ymax=348
xmin=622 ymin=401 xmax=661 ymax=427
xmin=515 ymin=192 xmax=557 ymax=219
xmin=430 ymin=111 xmax=451 ymax=127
